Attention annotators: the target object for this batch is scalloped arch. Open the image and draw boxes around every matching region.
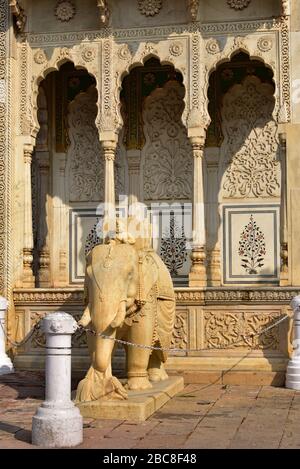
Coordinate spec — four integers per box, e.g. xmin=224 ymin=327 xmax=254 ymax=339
xmin=114 ymin=51 xmax=188 ymax=134
xmin=31 ymin=56 xmax=98 ymax=140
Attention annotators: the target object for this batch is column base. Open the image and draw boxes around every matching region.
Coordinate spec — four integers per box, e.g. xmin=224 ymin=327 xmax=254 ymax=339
xmin=285 ymin=357 xmax=300 ymax=391
xmin=189 ymin=246 xmax=207 ymax=287
xmin=32 ymin=403 xmax=83 ymax=448
xmin=188 ymin=272 xmax=207 ymax=287
xmin=0 ymin=353 xmax=14 ymax=375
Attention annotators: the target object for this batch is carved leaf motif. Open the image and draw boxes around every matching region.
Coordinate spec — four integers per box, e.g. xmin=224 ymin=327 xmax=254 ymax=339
xmin=204 ymin=311 xmax=280 ymax=349
xmin=67 ymin=86 xmax=104 ymax=202
xmin=143 ymin=81 xmax=192 ymax=200
xmin=171 ymin=312 xmax=188 ymax=350
xmin=221 ymin=76 xmax=280 ymax=198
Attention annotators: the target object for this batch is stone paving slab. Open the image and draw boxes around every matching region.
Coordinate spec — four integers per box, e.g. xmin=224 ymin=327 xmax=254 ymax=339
xmin=0 ymin=371 xmax=300 ymax=449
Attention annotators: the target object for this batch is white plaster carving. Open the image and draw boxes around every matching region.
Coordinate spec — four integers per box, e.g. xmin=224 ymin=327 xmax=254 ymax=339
xmin=67 ymin=86 xmax=104 ymax=202
xmin=227 ymin=0 xmax=251 ymax=10
xmin=142 ymin=81 xmax=192 ymax=201
xmin=81 ymin=46 xmax=96 ymax=62
xmin=206 ymin=38 xmax=221 ymax=55
xmin=220 ymin=76 xmax=280 ymax=199
xmin=54 ymin=1 xmax=76 ymax=22
xmin=34 ymin=49 xmax=47 ymax=65
xmin=138 ymin=0 xmax=162 ymax=17
xmin=169 ymin=42 xmax=183 ymax=57
xmin=257 ymin=36 xmax=273 ymax=52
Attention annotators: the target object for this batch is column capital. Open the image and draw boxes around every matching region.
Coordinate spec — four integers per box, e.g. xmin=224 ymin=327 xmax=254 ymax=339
xmin=190 ymin=136 xmax=205 ymax=157
xmin=24 ymin=145 xmax=34 ymax=164
xmin=102 ymin=140 xmax=117 ymax=161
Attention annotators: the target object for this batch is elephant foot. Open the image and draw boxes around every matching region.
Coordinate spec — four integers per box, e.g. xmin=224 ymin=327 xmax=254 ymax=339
xmin=148 ymin=366 xmax=169 ymax=382
xmin=127 ymin=376 xmax=153 ymax=390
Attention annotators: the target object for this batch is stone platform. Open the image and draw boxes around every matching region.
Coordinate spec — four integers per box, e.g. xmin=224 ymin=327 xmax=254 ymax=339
xmin=76 ymin=376 xmax=184 ymax=421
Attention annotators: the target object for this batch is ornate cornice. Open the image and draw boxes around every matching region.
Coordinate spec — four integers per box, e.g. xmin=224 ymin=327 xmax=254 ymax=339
xmin=13 ymin=288 xmax=300 ymax=306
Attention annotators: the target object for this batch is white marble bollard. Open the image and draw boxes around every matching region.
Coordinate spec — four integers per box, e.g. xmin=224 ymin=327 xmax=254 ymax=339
xmin=32 ymin=312 xmax=83 ymax=447
xmin=286 ymin=296 xmax=300 ymax=390
xmin=0 ymin=296 xmax=14 ymax=375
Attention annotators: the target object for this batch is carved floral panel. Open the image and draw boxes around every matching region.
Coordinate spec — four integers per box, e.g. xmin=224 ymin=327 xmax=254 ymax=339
xmin=204 ymin=311 xmax=280 ymax=350
xmin=67 ymin=85 xmax=125 ymax=202
xmin=67 ymin=85 xmax=104 ymax=202
xmin=220 ymin=76 xmax=281 ymax=199
xmin=171 ymin=310 xmax=188 ymax=352
xmin=142 ymin=80 xmax=193 ymax=201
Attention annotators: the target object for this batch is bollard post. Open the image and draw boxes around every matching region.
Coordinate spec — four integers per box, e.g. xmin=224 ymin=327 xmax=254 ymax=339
xmin=286 ymin=296 xmax=300 ymax=390
xmin=0 ymin=296 xmax=14 ymax=375
xmin=32 ymin=312 xmax=83 ymax=447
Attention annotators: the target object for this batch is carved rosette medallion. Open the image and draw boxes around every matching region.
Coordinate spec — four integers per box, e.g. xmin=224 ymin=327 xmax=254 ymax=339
xmin=227 ymin=0 xmax=251 ymax=10
xmin=54 ymin=1 xmax=76 ymax=22
xmin=118 ymin=44 xmax=131 ymax=61
xmin=206 ymin=38 xmax=221 ymax=55
xmin=169 ymin=42 xmax=183 ymax=57
xmin=34 ymin=49 xmax=47 ymax=65
xmin=81 ymin=47 xmax=96 ymax=62
xmin=138 ymin=0 xmax=162 ymax=17
xmin=257 ymin=36 xmax=273 ymax=52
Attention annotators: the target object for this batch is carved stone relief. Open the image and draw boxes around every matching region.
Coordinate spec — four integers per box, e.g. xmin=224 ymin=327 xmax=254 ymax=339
xmin=227 ymin=0 xmax=251 ymax=10
xmin=54 ymin=1 xmax=76 ymax=22
xmin=220 ymin=75 xmax=280 ymax=199
xmin=138 ymin=0 xmax=162 ymax=17
xmin=204 ymin=311 xmax=280 ymax=350
xmin=142 ymin=80 xmax=193 ymax=200
xmin=67 ymin=85 xmax=104 ymax=202
xmin=171 ymin=311 xmax=188 ymax=351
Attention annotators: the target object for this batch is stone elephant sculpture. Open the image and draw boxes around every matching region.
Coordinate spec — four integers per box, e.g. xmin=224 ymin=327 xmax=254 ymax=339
xmin=75 ymin=238 xmax=175 ymax=403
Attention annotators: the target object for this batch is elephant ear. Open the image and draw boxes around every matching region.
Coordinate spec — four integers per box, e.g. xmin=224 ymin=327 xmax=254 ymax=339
xmin=138 ymin=251 xmax=159 ymax=303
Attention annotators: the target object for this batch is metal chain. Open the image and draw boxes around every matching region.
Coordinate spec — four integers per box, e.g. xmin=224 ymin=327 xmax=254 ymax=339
xmin=78 ymin=313 xmax=291 ymax=353
xmin=1 ymin=313 xmax=291 ymax=352
xmin=0 ymin=320 xmax=41 ymax=348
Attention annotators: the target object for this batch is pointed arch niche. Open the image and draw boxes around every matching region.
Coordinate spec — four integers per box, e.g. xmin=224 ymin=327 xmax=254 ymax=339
xmin=120 ymin=58 xmax=192 ymax=285
xmin=31 ymin=61 xmax=114 ymax=288
xmin=205 ymin=52 xmax=282 ymax=286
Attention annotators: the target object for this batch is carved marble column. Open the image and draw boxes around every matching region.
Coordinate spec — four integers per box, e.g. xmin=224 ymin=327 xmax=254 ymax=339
xmin=189 ymin=136 xmax=207 ymax=287
xmin=205 ymin=149 xmax=221 ymax=286
xmin=279 ymin=131 xmax=289 ymax=285
xmin=36 ymin=152 xmax=50 ymax=287
xmin=22 ymin=146 xmax=35 ymax=286
xmin=102 ymin=140 xmax=117 ymax=232
xmin=127 ymin=149 xmax=142 ymax=206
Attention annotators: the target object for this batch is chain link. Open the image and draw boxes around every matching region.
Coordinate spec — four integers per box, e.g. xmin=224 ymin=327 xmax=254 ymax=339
xmin=0 ymin=320 xmax=41 ymax=348
xmin=78 ymin=313 xmax=291 ymax=353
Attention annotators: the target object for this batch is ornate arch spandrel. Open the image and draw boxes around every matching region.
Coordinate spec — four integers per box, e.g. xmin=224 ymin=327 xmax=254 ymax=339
xmin=202 ymin=27 xmax=289 ymax=126
xmin=29 ymin=43 xmax=101 ymax=144
xmin=111 ymin=36 xmax=192 ymax=136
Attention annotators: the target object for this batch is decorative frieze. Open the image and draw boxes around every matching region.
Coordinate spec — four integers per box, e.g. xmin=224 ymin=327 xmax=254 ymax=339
xmin=13 ymin=288 xmax=300 ymax=306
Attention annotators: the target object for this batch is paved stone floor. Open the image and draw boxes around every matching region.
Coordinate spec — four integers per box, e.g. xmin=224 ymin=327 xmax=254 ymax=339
xmin=0 ymin=371 xmax=300 ymax=449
